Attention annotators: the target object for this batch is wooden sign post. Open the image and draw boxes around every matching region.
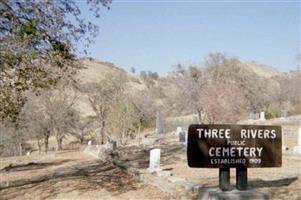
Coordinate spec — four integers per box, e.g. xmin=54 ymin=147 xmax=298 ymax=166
xmin=187 ymin=124 xmax=282 ymax=191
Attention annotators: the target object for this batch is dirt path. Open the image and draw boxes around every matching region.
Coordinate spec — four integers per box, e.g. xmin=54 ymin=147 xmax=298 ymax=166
xmin=0 ymin=151 xmax=171 ymax=200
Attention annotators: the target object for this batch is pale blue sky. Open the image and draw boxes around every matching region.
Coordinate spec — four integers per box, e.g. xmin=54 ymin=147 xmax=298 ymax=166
xmin=78 ymin=0 xmax=300 ymax=74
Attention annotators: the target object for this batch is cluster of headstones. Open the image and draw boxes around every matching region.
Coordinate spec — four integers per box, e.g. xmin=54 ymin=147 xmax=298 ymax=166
xmin=148 ymin=126 xmax=188 ymax=172
xmin=85 ymin=140 xmax=117 ymax=160
xmin=249 ymin=110 xmax=288 ymax=121
xmin=248 ymin=111 xmax=266 ymax=120
xmin=249 ymin=112 xmax=301 ymax=156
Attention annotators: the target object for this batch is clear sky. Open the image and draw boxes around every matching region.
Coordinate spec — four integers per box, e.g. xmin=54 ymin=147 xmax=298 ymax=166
xmin=78 ymin=0 xmax=300 ymax=74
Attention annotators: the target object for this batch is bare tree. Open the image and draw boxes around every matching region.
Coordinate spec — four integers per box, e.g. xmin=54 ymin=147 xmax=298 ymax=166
xmin=20 ymin=100 xmax=50 ymax=153
xmin=106 ymin=96 xmax=141 ymax=145
xmin=82 ymin=73 xmax=127 ymax=144
xmin=171 ymin=53 xmax=256 ymax=123
xmin=0 ymin=124 xmax=22 ymax=156
xmin=199 ymin=82 xmax=248 ymax=123
xmin=20 ymin=83 xmax=78 ymax=151
xmin=69 ymin=116 xmax=92 ymax=145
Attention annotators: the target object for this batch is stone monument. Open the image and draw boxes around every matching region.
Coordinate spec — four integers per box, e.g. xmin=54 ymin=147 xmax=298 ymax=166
xmin=155 ymin=111 xmax=164 ymax=134
xmin=148 ymin=148 xmax=161 ymax=172
xmin=259 ymin=112 xmax=266 ymax=121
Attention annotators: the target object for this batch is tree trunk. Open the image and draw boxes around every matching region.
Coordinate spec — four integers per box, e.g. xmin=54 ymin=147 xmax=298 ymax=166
xmin=80 ymin=134 xmax=84 ymax=145
xmin=44 ymin=135 xmax=49 ymax=153
xmin=138 ymin=125 xmax=141 ymax=145
xmin=18 ymin=142 xmax=23 ymax=156
xmin=100 ymin=120 xmax=106 ymax=144
xmin=56 ymin=135 xmax=63 ymax=151
xmin=54 ymin=129 xmax=63 ymax=151
xmin=37 ymin=137 xmax=42 ymax=154
xmin=57 ymin=138 xmax=63 ymax=151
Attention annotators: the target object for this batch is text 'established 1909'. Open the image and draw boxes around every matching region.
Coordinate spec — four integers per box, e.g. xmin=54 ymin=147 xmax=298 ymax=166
xmin=187 ymin=124 xmax=282 ymax=168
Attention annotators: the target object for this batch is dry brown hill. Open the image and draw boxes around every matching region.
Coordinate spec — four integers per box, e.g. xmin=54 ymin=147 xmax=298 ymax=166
xmin=73 ymin=58 xmax=288 ymax=118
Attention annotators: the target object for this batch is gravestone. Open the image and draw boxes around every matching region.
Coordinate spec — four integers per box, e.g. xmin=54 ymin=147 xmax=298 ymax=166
xmin=176 ymin=126 xmax=183 ymax=135
xmin=293 ymin=128 xmax=301 ymax=155
xmin=281 ymin=110 xmax=288 ymax=119
xmin=179 ymin=131 xmax=186 ymax=143
xmin=155 ymin=111 xmax=164 ymax=134
xmin=248 ymin=112 xmax=256 ymax=120
xmin=148 ymin=148 xmax=161 ymax=172
xmin=259 ymin=112 xmax=266 ymax=121
xmin=88 ymin=140 xmax=92 ymax=145
xmin=178 ymin=127 xmax=188 ymax=145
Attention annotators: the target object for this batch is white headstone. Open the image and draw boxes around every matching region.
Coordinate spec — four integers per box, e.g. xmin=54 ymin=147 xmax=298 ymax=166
xmin=176 ymin=127 xmax=183 ymax=135
xmin=259 ymin=112 xmax=266 ymax=121
xmin=293 ymin=128 xmax=301 ymax=155
xmin=148 ymin=148 xmax=161 ymax=172
xmin=26 ymin=151 xmax=30 ymax=156
xmin=185 ymin=131 xmax=188 ymax=146
xmin=88 ymin=140 xmax=92 ymax=146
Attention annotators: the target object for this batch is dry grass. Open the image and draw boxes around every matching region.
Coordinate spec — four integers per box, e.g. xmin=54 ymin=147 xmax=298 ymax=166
xmin=0 ymin=150 xmax=171 ymax=200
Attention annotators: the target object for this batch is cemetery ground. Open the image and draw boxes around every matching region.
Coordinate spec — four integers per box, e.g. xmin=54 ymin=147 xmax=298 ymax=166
xmin=0 ymin=150 xmax=171 ymax=200
xmin=0 ymin=130 xmax=300 ymax=200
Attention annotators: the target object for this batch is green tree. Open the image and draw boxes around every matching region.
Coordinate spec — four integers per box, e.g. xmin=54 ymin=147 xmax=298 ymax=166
xmin=0 ymin=0 xmax=111 ymax=123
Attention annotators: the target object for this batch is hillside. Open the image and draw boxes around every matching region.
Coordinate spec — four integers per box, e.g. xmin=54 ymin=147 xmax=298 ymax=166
xmin=77 ymin=58 xmax=128 ymax=84
xmin=74 ymin=58 xmax=145 ymax=117
xmin=78 ymin=58 xmax=284 ymax=83
xmin=72 ymin=58 xmax=289 ymax=118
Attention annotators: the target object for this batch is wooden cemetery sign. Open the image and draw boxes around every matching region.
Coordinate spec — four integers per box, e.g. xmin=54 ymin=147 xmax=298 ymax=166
xmin=187 ymin=124 xmax=282 ymax=191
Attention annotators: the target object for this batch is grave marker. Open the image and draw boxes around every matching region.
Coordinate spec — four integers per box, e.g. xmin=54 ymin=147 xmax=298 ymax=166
xmin=155 ymin=111 xmax=164 ymax=134
xmin=176 ymin=126 xmax=183 ymax=135
xmin=148 ymin=148 xmax=161 ymax=172
xmin=259 ymin=112 xmax=266 ymax=121
xmin=281 ymin=110 xmax=288 ymax=119
xmin=179 ymin=131 xmax=186 ymax=143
